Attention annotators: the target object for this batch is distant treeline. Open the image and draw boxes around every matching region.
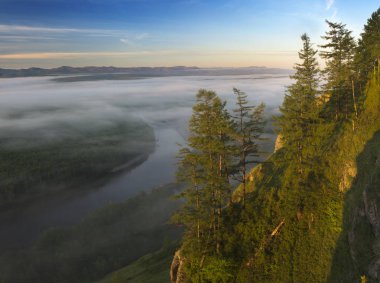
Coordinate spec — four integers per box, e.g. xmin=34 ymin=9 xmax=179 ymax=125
xmin=0 ymin=66 xmax=291 ymax=78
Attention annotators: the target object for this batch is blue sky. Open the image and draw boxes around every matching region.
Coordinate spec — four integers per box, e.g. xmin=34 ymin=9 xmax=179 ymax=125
xmin=0 ymin=0 xmax=379 ymax=68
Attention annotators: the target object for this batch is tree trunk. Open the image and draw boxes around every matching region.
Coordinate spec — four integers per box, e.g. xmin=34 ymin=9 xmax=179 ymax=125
xmin=352 ymin=79 xmax=358 ymax=120
xmin=242 ymin=151 xmax=246 ymax=208
xmin=217 ymin=152 xmax=223 ymax=254
xmin=376 ymin=58 xmax=380 ymax=85
xmin=196 ymin=184 xmax=200 ymax=244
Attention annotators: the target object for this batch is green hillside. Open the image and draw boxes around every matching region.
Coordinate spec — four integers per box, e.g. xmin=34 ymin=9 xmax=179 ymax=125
xmin=225 ymin=74 xmax=380 ymax=283
xmin=97 ymin=243 xmax=177 ymax=283
xmin=89 ymin=76 xmax=380 ymax=283
xmin=171 ymin=8 xmax=380 ymax=283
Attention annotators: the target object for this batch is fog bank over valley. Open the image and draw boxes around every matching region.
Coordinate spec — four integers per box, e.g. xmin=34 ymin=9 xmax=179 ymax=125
xmin=0 ymin=72 xmax=293 ymax=282
xmin=0 ymin=73 xmax=291 ymax=137
xmin=0 ymin=73 xmax=291 ymax=254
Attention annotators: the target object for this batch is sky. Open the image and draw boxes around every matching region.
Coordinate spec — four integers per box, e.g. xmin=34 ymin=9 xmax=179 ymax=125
xmin=0 ymin=0 xmax=379 ymax=69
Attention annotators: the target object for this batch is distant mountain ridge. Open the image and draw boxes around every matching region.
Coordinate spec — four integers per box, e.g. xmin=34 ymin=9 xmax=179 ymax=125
xmin=0 ymin=66 xmax=292 ymax=78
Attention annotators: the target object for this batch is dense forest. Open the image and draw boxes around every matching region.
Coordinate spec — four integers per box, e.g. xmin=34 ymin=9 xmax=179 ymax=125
xmin=171 ymin=7 xmax=380 ymax=283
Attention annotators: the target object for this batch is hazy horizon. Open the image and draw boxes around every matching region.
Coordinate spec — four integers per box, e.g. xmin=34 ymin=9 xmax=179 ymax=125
xmin=0 ymin=0 xmax=378 ymax=69
xmin=0 ymin=65 xmax=291 ymax=70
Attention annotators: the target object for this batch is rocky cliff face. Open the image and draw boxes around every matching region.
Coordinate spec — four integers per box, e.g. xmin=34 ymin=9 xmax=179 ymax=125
xmin=170 ymin=250 xmax=186 ymax=283
xmin=339 ymin=160 xmax=357 ymax=192
xmin=274 ymin=134 xmax=283 ymax=152
xmin=350 ymin=146 xmax=380 ymax=281
xmin=364 ymin=188 xmax=380 ymax=280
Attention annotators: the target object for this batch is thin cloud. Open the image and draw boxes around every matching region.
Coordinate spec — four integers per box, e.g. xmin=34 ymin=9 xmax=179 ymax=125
xmin=0 ymin=50 xmax=178 ymax=60
xmin=0 ymin=35 xmax=56 ymax=41
xmin=326 ymin=0 xmax=334 ymax=10
xmin=136 ymin=33 xmax=149 ymax=40
xmin=0 ymin=49 xmax=264 ymax=60
xmin=0 ymin=24 xmax=120 ymax=36
xmin=120 ymin=38 xmax=134 ymax=46
xmin=0 ymin=49 xmax=297 ymax=68
xmin=0 ymin=25 xmax=83 ymax=33
xmin=120 ymin=33 xmax=149 ymax=46
xmin=330 ymin=9 xmax=338 ymax=20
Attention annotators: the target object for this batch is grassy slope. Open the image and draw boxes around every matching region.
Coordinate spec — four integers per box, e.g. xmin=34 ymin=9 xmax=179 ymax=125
xmin=135 ymin=79 xmax=380 ymax=283
xmin=97 ymin=243 xmax=177 ymax=283
xmin=227 ymin=76 xmax=380 ymax=282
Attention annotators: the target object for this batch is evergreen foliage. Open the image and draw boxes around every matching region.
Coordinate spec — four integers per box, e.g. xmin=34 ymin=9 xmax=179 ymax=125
xmin=173 ymin=89 xmax=235 ymax=276
xmin=173 ymin=7 xmax=380 ymax=283
xmin=232 ymin=88 xmax=265 ymax=206
xmin=276 ymin=33 xmax=321 ymax=179
xmin=320 ymin=21 xmax=357 ymax=119
xmin=356 ymin=8 xmax=380 ymax=86
xmin=173 ymin=89 xmax=265 ymax=281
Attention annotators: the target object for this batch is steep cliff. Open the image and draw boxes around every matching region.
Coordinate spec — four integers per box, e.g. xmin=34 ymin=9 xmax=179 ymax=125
xmin=170 ymin=76 xmax=380 ymax=282
xmin=328 ymin=120 xmax=380 ymax=282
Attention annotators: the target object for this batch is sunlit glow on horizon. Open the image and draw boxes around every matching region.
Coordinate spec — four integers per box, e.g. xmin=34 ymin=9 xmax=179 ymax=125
xmin=0 ymin=0 xmax=378 ymax=69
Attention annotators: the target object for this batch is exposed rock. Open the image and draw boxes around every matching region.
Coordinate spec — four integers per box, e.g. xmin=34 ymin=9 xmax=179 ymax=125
xmin=232 ymin=164 xmax=264 ymax=202
xmin=356 ymin=154 xmax=380 ymax=281
xmin=170 ymin=250 xmax=186 ymax=283
xmin=274 ymin=134 xmax=283 ymax=152
xmin=364 ymin=187 xmax=380 ymax=280
xmin=346 ymin=186 xmax=380 ymax=281
xmin=339 ymin=161 xmax=357 ymax=192
xmin=368 ymin=257 xmax=380 ymax=279
xmin=348 ymin=207 xmax=360 ymax=267
xmin=363 ymin=190 xmax=380 ymax=237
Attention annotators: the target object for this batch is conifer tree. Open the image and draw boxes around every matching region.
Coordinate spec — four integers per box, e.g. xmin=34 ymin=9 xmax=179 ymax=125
xmin=277 ymin=33 xmax=320 ymax=177
xmin=232 ymin=88 xmax=265 ymax=206
xmin=320 ymin=21 xmax=357 ymax=119
xmin=173 ymin=89 xmax=234 ymax=272
xmin=356 ymin=8 xmax=380 ymax=85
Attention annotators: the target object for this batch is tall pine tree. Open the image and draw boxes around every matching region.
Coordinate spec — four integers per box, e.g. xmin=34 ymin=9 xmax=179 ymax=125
xmin=173 ymin=89 xmax=235 ymax=277
xmin=276 ymin=33 xmax=321 ymax=178
xmin=232 ymin=88 xmax=265 ymax=206
xmin=356 ymin=8 xmax=380 ymax=86
xmin=320 ymin=20 xmax=357 ymax=119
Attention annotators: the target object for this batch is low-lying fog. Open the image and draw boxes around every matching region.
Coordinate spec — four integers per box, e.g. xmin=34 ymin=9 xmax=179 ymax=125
xmin=0 ymin=74 xmax=290 ymax=139
xmin=0 ymin=73 xmax=291 ymax=251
